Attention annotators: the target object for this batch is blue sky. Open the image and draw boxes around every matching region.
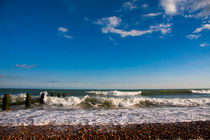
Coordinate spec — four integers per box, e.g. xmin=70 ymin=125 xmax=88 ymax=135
xmin=0 ymin=0 xmax=210 ymax=89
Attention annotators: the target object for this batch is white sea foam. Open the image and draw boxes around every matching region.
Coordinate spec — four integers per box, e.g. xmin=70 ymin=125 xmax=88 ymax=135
xmin=43 ymin=96 xmax=210 ymax=108
xmin=87 ymin=90 xmax=142 ymax=96
xmin=0 ymin=106 xmax=209 ymax=126
xmin=40 ymin=91 xmax=48 ymax=96
xmin=0 ymin=93 xmax=26 ymax=103
xmin=10 ymin=93 xmax=26 ymax=102
xmin=191 ymin=89 xmax=210 ymax=94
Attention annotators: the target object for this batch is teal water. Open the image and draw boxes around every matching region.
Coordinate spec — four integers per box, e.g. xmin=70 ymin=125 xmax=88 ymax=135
xmin=0 ymin=88 xmax=209 ymax=98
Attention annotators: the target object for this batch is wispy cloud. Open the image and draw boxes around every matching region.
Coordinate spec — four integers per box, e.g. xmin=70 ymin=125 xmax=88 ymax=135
xmin=143 ymin=12 xmax=162 ymax=17
xmin=186 ymin=34 xmax=201 ymax=39
xmin=160 ymin=0 xmax=210 ymax=18
xmin=84 ymin=17 xmax=89 ymax=21
xmin=58 ymin=27 xmax=68 ymax=32
xmin=96 ymin=16 xmax=171 ymax=37
xmin=95 ymin=16 xmax=121 ymax=27
xmin=122 ymin=1 xmax=138 ymax=10
xmin=16 ymin=64 xmax=37 ymax=69
xmin=57 ymin=26 xmax=73 ymax=39
xmin=117 ymin=0 xmax=138 ymax=12
xmin=108 ymin=36 xmax=117 ymax=46
xmin=200 ymin=42 xmax=209 ymax=47
xmin=193 ymin=24 xmax=210 ymax=33
xmin=186 ymin=24 xmax=210 ymax=40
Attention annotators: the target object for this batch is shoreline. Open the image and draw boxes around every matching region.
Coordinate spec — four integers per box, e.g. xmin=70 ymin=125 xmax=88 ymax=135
xmin=0 ymin=121 xmax=209 ymax=139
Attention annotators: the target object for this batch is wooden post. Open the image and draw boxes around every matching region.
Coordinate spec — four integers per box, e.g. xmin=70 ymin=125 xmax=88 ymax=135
xmin=25 ymin=93 xmax=31 ymax=107
xmin=2 ymin=94 xmax=10 ymax=111
xmin=57 ymin=93 xmax=61 ymax=97
xmin=50 ymin=93 xmax=54 ymax=97
xmin=40 ymin=93 xmax=45 ymax=104
xmin=63 ymin=93 xmax=66 ymax=97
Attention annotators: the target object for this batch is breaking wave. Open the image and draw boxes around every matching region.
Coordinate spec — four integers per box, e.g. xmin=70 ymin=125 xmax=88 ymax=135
xmin=0 ymin=93 xmax=26 ymax=103
xmin=87 ymin=90 xmax=142 ymax=96
xmin=43 ymin=96 xmax=210 ymax=108
xmin=191 ymin=89 xmax=210 ymax=94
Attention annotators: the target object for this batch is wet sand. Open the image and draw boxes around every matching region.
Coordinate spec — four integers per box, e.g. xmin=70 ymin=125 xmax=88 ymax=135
xmin=0 ymin=121 xmax=209 ymax=139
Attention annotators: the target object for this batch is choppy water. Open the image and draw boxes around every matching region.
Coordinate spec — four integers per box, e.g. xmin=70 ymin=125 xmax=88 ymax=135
xmin=0 ymin=88 xmax=209 ymax=126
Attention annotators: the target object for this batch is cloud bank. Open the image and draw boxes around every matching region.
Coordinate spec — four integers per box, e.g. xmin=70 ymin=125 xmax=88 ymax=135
xmin=160 ymin=0 xmax=210 ymax=18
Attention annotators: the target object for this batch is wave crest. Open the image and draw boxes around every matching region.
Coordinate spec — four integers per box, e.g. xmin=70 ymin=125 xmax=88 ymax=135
xmin=191 ymin=90 xmax=210 ymax=94
xmin=87 ymin=90 xmax=142 ymax=96
xmin=43 ymin=96 xmax=210 ymax=108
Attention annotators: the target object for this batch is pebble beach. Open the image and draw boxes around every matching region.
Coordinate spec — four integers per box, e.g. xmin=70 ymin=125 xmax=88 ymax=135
xmin=0 ymin=121 xmax=209 ymax=139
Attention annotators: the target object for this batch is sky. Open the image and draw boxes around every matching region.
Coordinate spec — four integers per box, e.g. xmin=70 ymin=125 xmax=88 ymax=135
xmin=0 ymin=0 xmax=210 ymax=89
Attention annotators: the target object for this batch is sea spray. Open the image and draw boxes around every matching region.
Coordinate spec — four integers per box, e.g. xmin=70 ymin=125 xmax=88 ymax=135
xmin=43 ymin=95 xmax=210 ymax=108
xmin=40 ymin=91 xmax=47 ymax=104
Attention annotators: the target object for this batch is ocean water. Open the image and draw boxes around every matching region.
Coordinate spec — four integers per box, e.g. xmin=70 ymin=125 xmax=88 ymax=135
xmin=0 ymin=89 xmax=209 ymax=126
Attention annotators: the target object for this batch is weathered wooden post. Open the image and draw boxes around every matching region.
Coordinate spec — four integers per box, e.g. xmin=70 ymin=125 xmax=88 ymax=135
xmin=2 ymin=94 xmax=10 ymax=111
xmin=63 ymin=93 xmax=66 ymax=97
xmin=40 ymin=93 xmax=45 ymax=104
xmin=57 ymin=93 xmax=61 ymax=97
xmin=25 ymin=93 xmax=31 ymax=107
xmin=50 ymin=93 xmax=54 ymax=97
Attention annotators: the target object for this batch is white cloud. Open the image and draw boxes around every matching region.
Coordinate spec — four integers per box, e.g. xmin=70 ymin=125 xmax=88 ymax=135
xmin=193 ymin=24 xmax=210 ymax=33
xmin=200 ymin=42 xmax=209 ymax=47
xmin=160 ymin=0 xmax=210 ymax=18
xmin=122 ymin=1 xmax=137 ymax=10
xmin=57 ymin=27 xmax=73 ymax=39
xmin=186 ymin=24 xmax=210 ymax=39
xmin=108 ymin=36 xmax=114 ymax=41
xmin=58 ymin=27 xmax=68 ymax=32
xmin=160 ymin=0 xmax=177 ymax=15
xmin=63 ymin=35 xmax=73 ymax=39
xmin=150 ymin=24 xmax=172 ymax=34
xmin=143 ymin=12 xmax=162 ymax=17
xmin=96 ymin=16 xmax=171 ymax=38
xmin=95 ymin=16 xmax=122 ymax=27
xmin=186 ymin=34 xmax=201 ymax=39
xmin=16 ymin=64 xmax=37 ymax=69
xmin=108 ymin=36 xmax=118 ymax=45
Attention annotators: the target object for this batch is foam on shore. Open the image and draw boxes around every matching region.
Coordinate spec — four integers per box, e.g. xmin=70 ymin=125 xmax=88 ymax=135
xmin=0 ymin=106 xmax=209 ymax=126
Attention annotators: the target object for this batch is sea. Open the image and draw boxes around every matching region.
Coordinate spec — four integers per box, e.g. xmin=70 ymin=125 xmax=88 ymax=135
xmin=0 ymin=88 xmax=209 ymax=126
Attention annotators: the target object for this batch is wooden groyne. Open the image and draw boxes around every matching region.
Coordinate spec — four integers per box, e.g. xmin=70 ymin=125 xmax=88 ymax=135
xmin=1 ymin=93 xmax=68 ymax=110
